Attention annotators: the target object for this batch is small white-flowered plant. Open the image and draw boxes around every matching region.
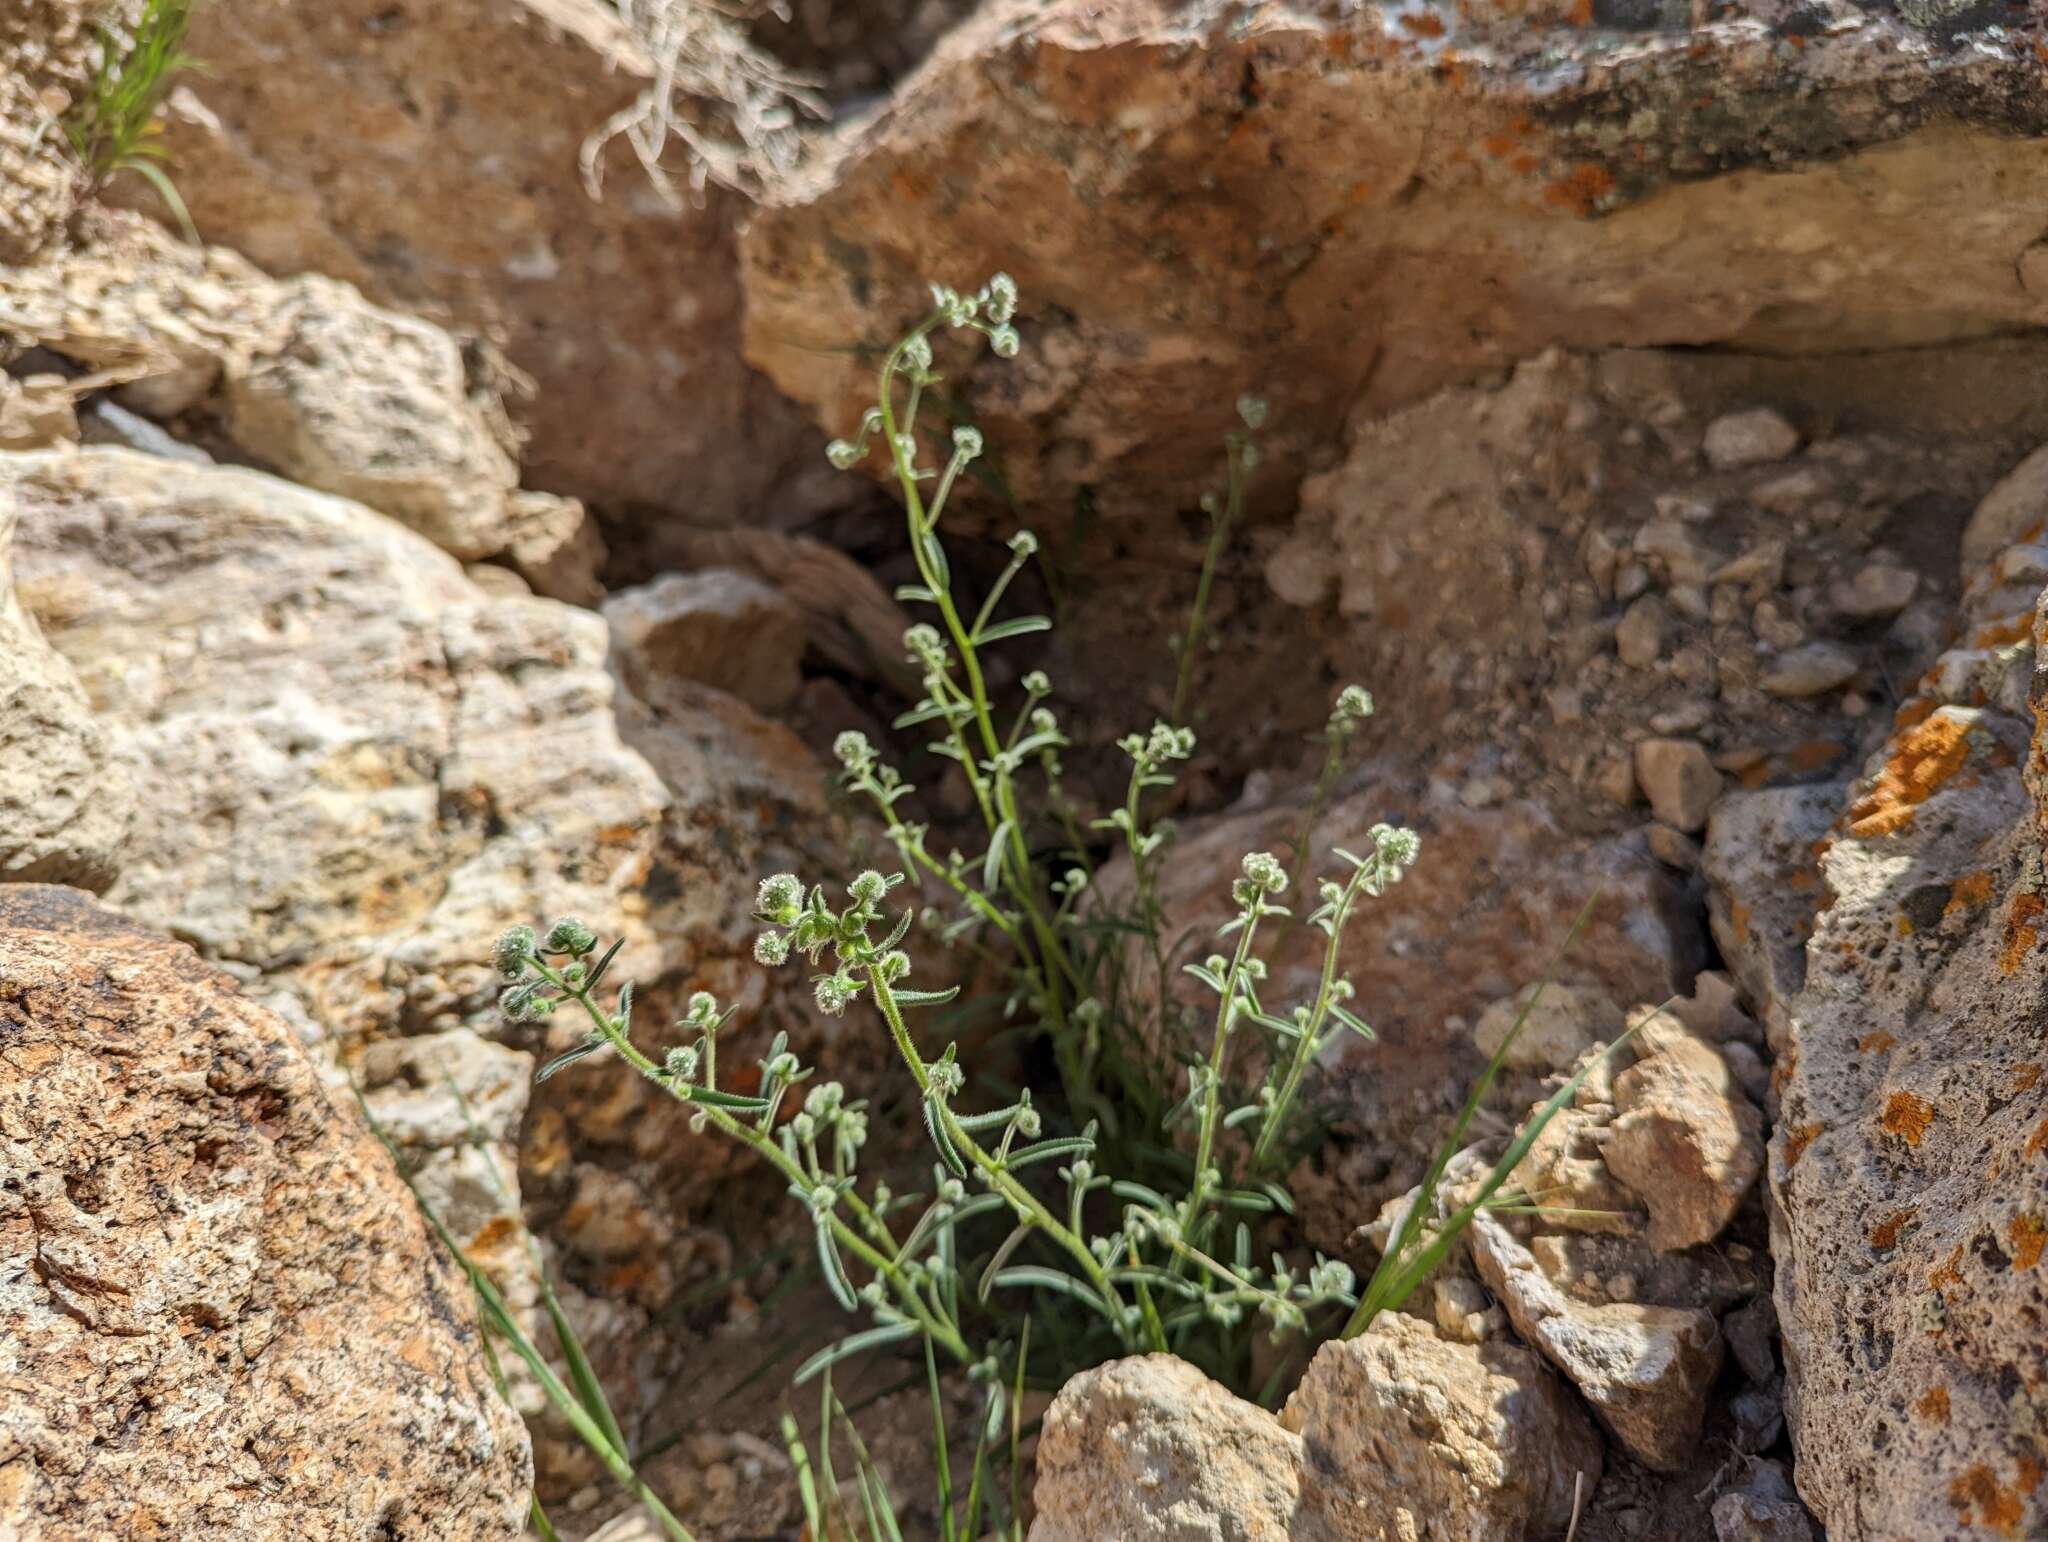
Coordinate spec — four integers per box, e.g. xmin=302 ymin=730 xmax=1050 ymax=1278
xmin=483 ymin=274 xmax=1618 ymax=1542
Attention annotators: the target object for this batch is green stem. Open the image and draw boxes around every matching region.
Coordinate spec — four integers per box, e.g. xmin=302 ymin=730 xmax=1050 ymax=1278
xmin=1248 ymin=865 xmax=1369 ymax=1174
xmin=1174 ymin=907 xmax=1265 ymax=1246
xmin=532 ymin=958 xmax=973 ymax=1366
xmin=1169 ymin=441 xmax=1246 ymax=731
xmin=867 ymin=964 xmax=1159 ymax=1351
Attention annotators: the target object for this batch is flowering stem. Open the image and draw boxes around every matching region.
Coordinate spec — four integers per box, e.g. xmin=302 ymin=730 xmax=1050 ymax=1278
xmin=528 ymin=955 xmax=972 ymax=1365
xmin=1248 ymin=864 xmax=1369 ymax=1174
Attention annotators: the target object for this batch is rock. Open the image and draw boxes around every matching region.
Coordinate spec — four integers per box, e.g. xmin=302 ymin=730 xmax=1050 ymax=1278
xmin=1758 ymin=642 xmax=1860 ymax=699
xmin=1470 ymin=982 xmax=1623 ymax=1072
xmin=135 ymin=0 xmax=829 ymax=530
xmin=1646 ymin=823 xmax=1702 ymax=873
xmin=1510 ymin=1098 xmax=1643 ymax=1238
xmin=1634 ymin=738 xmax=1723 ymax=835
xmin=0 ymin=883 xmax=530 ymax=1536
xmin=1633 ymin=520 xmax=1721 ymax=588
xmin=0 ymin=375 xmax=78 ymax=450
xmin=1615 ymin=594 xmax=1667 ymax=668
xmin=1284 ymin=1314 xmax=1603 ymax=1542
xmin=2 ymin=219 xmax=603 ymax=576
xmin=1031 ymin=1327 xmax=1604 ymax=1542
xmin=0 ymin=487 xmax=132 ymax=890
xmin=1701 ymin=783 xmax=1842 ymax=1054
xmin=745 ymin=1 xmax=2048 ymax=531
xmin=1027 ymin=1355 xmax=1304 ymax=1541
xmin=1703 ymin=409 xmax=1800 ymax=471
xmin=1605 ymin=1033 xmax=1766 ymax=1252
xmin=1702 ymin=538 xmax=2048 ymax=1537
xmin=4 ymin=447 xmax=835 ymax=1473
xmin=1730 ymin=1379 xmax=1786 ymax=1454
xmin=1469 ymin=1210 xmax=1723 ymax=1472
xmin=1722 ymin=1295 xmax=1779 ymax=1386
xmin=1712 ymin=539 xmax=1788 ymax=591
xmin=1829 ymin=562 xmax=1918 ymax=621
xmin=221 ymin=277 xmax=525 ymax=560
xmin=0 ymin=2 xmax=143 ymax=262
xmin=1433 ymin=1273 xmax=1504 ymax=1345
xmin=661 ymin=526 xmax=917 ymax=689
xmin=604 ymin=568 xmax=807 ymax=714
xmin=355 ymin=1028 xmax=544 ymax=1414
xmin=1712 ymin=1462 xmax=1818 ymax=1542
xmin=1961 ymin=441 xmax=2048 ymax=571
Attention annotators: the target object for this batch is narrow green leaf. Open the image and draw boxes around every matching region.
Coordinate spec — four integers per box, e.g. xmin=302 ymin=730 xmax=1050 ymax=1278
xmin=977 ymin=1223 xmax=1036 ymax=1302
xmin=794 ymin=1321 xmax=922 ymax=1385
xmin=536 ymin=1034 xmax=611 ymax=1082
xmin=989 ymin=1267 xmax=1120 ymax=1326
xmin=973 ymin=615 xmax=1052 ymax=645
xmin=681 ymin=1087 xmax=775 ymax=1111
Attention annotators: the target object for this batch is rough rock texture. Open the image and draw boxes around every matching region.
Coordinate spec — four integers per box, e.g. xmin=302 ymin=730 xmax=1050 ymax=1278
xmin=1 ymin=219 xmax=601 ymax=593
xmin=1703 ymin=479 xmax=2048 ymax=1537
xmin=134 ymin=0 xmax=832 ymax=528
xmin=3 ymin=446 xmax=837 ymax=1486
xmin=0 ymin=1 xmax=144 ymax=263
xmin=605 ymin=569 xmax=807 ymax=714
xmin=1029 ymin=1355 xmax=1308 ymax=1541
xmin=1470 ymin=982 xmax=1621 ymax=1072
xmin=744 ymin=0 xmax=2048 ymax=528
xmin=0 ymin=489 xmax=131 ymax=890
xmin=0 ymin=883 xmax=530 ymax=1537
xmin=1284 ymin=1314 xmax=1603 ymax=1542
xmin=1031 ymin=1329 xmax=1603 ymax=1542
xmin=1469 ymin=1209 xmax=1724 ymax=1473
xmin=1606 ymin=1030 xmax=1766 ymax=1253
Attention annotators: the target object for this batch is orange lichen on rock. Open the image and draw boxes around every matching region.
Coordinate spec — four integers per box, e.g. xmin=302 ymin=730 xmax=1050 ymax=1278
xmin=1973 ymin=613 xmax=2034 ymax=649
xmin=1859 ymin=1030 xmax=1897 ymax=1054
xmin=1882 ymin=1091 xmax=1935 ymax=1147
xmin=1947 ymin=871 xmax=1997 ymax=917
xmin=2001 ymin=893 xmax=2045 ymax=976
xmin=1544 ymin=162 xmax=1615 ymax=216
xmin=1782 ymin=1122 xmax=1823 ymax=1167
xmin=1846 ymin=714 xmax=1976 ymax=840
xmin=1930 ymin=1246 xmax=1966 ymax=1292
xmin=2010 ymin=1214 xmax=2045 ymax=1271
xmin=1918 ymin=1385 xmax=1952 ymax=1424
xmin=2026 ymin=1121 xmax=2048 ymax=1162
xmin=1871 ymin=1209 xmax=1915 ymax=1251
xmin=1949 ymin=1464 xmax=2026 ymax=1536
xmin=1728 ymin=898 xmax=1752 ymax=945
xmin=2017 ymin=1064 xmax=2043 ymax=1093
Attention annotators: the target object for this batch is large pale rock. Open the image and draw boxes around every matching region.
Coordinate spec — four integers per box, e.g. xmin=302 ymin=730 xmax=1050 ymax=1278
xmin=1469 ymin=1210 xmax=1723 ymax=1473
xmin=0 ymin=489 xmax=131 ymax=889
xmin=1283 ymin=1314 xmax=1602 ymax=1542
xmin=3 ymin=446 xmax=838 ymax=1488
xmin=1702 ymin=533 xmax=2048 ymax=1538
xmin=133 ymin=0 xmax=831 ymax=529
xmin=0 ymin=884 xmax=530 ymax=1537
xmin=745 ymin=0 xmax=2048 ymax=526
xmin=1029 ymin=1355 xmax=1307 ymax=1541
xmin=1 ymin=219 xmax=601 ymax=589
xmin=4 ymin=447 xmax=665 ymax=1021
